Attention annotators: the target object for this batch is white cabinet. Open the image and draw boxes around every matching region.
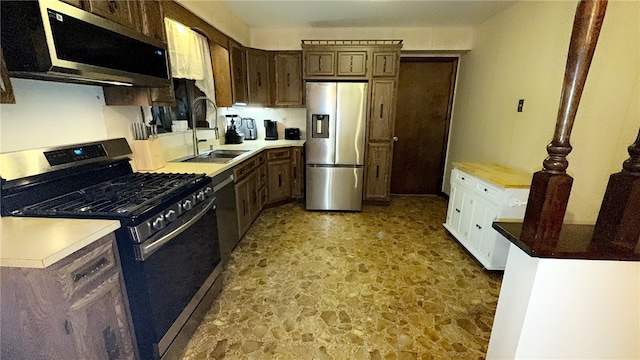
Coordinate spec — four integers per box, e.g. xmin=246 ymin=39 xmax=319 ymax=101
xmin=444 ymin=165 xmax=530 ymax=270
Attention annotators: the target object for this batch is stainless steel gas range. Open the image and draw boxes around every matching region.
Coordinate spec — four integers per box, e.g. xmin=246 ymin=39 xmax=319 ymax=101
xmin=0 ymin=138 xmax=222 ymax=359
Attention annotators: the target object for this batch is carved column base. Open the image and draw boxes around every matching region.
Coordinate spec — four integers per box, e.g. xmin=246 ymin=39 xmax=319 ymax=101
xmin=521 ymin=171 xmax=573 ymax=250
xmin=592 ymin=172 xmax=640 ymax=253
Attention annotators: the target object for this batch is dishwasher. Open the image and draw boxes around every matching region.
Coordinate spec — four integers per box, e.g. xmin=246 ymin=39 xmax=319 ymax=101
xmin=212 ymin=168 xmax=240 ymax=262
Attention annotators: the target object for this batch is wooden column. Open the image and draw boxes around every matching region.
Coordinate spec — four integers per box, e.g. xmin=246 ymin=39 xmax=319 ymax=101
xmin=592 ymin=129 xmax=640 ymax=253
xmin=521 ymin=0 xmax=608 ymax=249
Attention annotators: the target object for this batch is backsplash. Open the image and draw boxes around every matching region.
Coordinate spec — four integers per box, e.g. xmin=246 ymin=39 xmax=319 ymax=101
xmin=0 ymin=79 xmax=307 ymax=160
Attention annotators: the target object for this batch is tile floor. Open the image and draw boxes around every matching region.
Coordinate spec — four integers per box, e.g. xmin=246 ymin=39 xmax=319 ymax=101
xmin=180 ymin=196 xmax=503 ymax=360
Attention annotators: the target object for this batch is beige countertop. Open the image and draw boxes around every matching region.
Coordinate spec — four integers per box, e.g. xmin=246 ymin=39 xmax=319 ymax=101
xmin=0 ymin=217 xmax=120 ymax=268
xmin=152 ymin=139 xmax=305 ymax=177
xmin=453 ymin=162 xmax=533 ymax=189
xmin=0 ymin=140 xmax=304 ymax=269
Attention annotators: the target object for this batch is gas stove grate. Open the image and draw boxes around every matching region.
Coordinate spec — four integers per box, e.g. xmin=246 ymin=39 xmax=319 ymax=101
xmin=19 ymin=172 xmax=206 ymax=218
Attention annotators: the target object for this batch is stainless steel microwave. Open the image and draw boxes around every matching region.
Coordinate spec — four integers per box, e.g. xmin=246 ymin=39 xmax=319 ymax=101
xmin=1 ymin=0 xmax=170 ymax=87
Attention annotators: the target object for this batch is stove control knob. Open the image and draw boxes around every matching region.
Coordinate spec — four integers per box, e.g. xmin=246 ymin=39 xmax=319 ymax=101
xmin=182 ymin=199 xmax=193 ymax=211
xmin=165 ymin=209 xmax=177 ymax=222
xmin=204 ymin=186 xmax=213 ymax=197
xmin=152 ymin=215 xmax=165 ymax=230
xmin=197 ymin=190 xmax=206 ymax=202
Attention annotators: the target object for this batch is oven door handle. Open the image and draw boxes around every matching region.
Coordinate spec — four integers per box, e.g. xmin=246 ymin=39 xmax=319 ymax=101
xmin=137 ymin=197 xmax=216 ymax=261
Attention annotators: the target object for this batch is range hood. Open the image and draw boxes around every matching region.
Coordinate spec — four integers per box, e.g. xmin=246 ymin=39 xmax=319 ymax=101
xmin=1 ymin=0 xmax=170 ymax=87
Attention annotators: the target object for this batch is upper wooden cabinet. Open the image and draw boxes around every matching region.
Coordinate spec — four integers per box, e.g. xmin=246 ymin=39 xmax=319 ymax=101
xmin=1 ymin=48 xmax=15 ymax=104
xmin=273 ymin=52 xmax=303 ymax=107
xmin=369 ymin=79 xmax=396 ymax=141
xmin=86 ymin=0 xmax=140 ymax=31
xmin=139 ymin=0 xmax=165 ymax=42
xmin=229 ymin=40 xmax=248 ymax=105
xmin=305 ymin=51 xmax=335 ymax=77
xmin=337 ymin=51 xmax=367 ymax=77
xmin=246 ymin=49 xmax=270 ymax=105
xmin=211 ymin=42 xmax=233 ymax=107
xmin=372 ymin=51 xmax=399 ymax=77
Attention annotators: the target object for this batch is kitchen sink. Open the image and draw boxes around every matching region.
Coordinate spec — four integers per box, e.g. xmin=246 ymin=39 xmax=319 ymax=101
xmin=180 ymin=149 xmax=250 ymax=163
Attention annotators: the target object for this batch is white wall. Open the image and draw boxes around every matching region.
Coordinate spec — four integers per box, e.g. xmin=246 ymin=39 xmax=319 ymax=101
xmin=446 ymin=0 xmax=640 ymax=223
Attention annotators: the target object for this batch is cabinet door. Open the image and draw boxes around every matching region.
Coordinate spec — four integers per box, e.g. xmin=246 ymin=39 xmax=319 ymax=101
xmin=305 ymin=51 xmax=335 ymax=76
xmin=67 ymin=273 xmax=136 ymax=360
xmin=60 ymin=0 xmax=83 ymax=8
xmin=247 ymin=49 xmax=270 ymax=105
xmin=0 ymin=48 xmax=15 ymax=104
xmin=211 ymin=42 xmax=233 ymax=107
xmin=291 ymin=147 xmax=304 ymax=199
xmin=139 ymin=0 xmax=165 ymax=42
xmin=458 ymin=192 xmax=475 ymax=242
xmin=268 ymin=160 xmax=292 ymax=203
xmin=337 ymin=51 xmax=367 ymax=76
xmin=274 ymin=52 xmax=303 ymax=107
xmin=372 ymin=52 xmax=398 ymax=77
xmin=229 ymin=41 xmax=248 ymax=104
xmin=364 ymin=142 xmax=392 ymax=200
xmin=369 ymin=80 xmax=396 ymax=141
xmin=475 ymin=203 xmax=501 ymax=261
xmin=446 ymin=185 xmax=464 ymax=233
xmin=235 ymin=176 xmax=252 ymax=236
xmin=86 ymin=0 xmax=140 ymax=31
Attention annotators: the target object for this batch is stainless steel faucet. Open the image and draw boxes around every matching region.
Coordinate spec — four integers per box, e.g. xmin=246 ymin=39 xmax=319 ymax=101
xmin=190 ymin=96 xmax=219 ymax=156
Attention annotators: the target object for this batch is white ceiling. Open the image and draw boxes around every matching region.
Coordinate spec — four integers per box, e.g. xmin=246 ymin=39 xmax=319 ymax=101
xmin=219 ymin=0 xmax=518 ymax=29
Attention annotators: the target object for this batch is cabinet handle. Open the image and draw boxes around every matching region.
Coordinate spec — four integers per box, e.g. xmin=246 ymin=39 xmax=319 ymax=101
xmin=383 ymin=57 xmax=387 ymax=73
xmin=287 ymin=73 xmax=291 ymax=87
xmin=349 ymin=56 xmax=354 ymax=72
xmin=476 ymin=224 xmax=482 ymax=229
xmin=103 ymin=326 xmax=119 ymax=359
xmin=379 ymin=104 xmax=384 ymax=118
xmin=257 ymin=72 xmax=262 ymax=87
xmin=253 ymin=190 xmax=257 ymax=205
xmin=64 ymin=320 xmax=72 ymax=335
xmin=278 ymin=173 xmax=282 ymax=187
xmin=108 ymin=0 xmax=118 ymax=13
xmin=484 ymin=188 xmax=488 ymax=192
xmin=318 ymin=56 xmax=321 ymax=70
xmin=243 ymin=199 xmax=247 ymax=215
xmin=376 ymin=165 xmax=380 ymax=178
xmin=72 ymin=257 xmax=108 ymax=282
xmin=293 ymin=167 xmax=297 ymax=178
xmin=455 ymin=208 xmax=461 ymax=213
xmin=461 ymin=177 xmax=465 ymax=180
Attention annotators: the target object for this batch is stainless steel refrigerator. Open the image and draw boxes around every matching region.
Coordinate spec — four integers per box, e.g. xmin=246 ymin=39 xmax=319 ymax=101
xmin=305 ymin=82 xmax=368 ymax=211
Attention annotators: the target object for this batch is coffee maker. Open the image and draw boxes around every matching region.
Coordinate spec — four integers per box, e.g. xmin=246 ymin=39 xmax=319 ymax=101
xmin=264 ymin=120 xmax=278 ymax=140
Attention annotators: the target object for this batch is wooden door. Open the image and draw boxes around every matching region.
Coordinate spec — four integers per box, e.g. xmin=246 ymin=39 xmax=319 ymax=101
xmin=390 ymin=57 xmax=457 ymax=194
xmin=86 ymin=0 xmax=139 ymax=31
xmin=229 ymin=41 xmax=248 ymax=104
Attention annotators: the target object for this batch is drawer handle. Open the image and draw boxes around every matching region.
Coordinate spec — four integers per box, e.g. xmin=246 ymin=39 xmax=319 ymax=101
xmin=484 ymin=188 xmax=488 ymax=192
xmin=383 ymin=57 xmax=387 ymax=73
xmin=461 ymin=177 xmax=465 ymax=180
xmin=72 ymin=257 xmax=109 ymax=283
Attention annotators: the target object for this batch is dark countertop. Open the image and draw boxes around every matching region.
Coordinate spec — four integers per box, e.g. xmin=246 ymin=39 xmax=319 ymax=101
xmin=493 ymin=221 xmax=640 ymax=261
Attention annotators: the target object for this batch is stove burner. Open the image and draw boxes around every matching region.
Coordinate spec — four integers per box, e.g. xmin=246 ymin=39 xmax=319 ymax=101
xmin=19 ymin=172 xmax=206 ymax=218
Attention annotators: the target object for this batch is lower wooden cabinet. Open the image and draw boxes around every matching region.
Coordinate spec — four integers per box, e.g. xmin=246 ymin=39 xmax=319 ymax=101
xmin=268 ymin=160 xmax=292 ymax=203
xmin=364 ymin=142 xmax=392 ymax=201
xmin=291 ymin=147 xmax=304 ymax=199
xmin=0 ymin=234 xmax=136 ymax=360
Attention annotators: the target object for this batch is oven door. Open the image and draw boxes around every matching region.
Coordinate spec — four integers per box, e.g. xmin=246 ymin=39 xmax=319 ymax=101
xmin=117 ymin=197 xmax=221 ymax=359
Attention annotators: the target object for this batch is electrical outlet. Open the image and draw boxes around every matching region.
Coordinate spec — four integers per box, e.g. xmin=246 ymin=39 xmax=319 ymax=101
xmin=517 ymin=99 xmax=525 ymax=112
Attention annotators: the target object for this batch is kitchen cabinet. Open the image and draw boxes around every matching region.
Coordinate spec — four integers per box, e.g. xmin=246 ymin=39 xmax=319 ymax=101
xmin=273 ymin=52 xmax=304 ymax=107
xmin=60 ymin=0 xmax=83 ymax=8
xmin=368 ymin=79 xmax=396 ymax=141
xmin=234 ymin=155 xmax=260 ymax=237
xmin=0 ymin=47 xmax=15 ymax=104
xmin=443 ymin=166 xmax=530 ymax=270
xmin=86 ymin=0 xmax=140 ymax=31
xmin=372 ymin=51 xmax=398 ymax=77
xmin=139 ymin=0 xmax=165 ymax=42
xmin=0 ymin=233 xmax=137 ymax=359
xmin=229 ymin=40 xmax=248 ymax=105
xmin=291 ymin=147 xmax=304 ymax=199
xmin=304 ymin=51 xmax=335 ymax=77
xmin=337 ymin=51 xmax=368 ymax=77
xmin=267 ymin=149 xmax=292 ymax=204
xmin=246 ymin=48 xmax=271 ymax=105
xmin=211 ymin=42 xmax=233 ymax=107
xmin=364 ymin=142 xmax=392 ymax=201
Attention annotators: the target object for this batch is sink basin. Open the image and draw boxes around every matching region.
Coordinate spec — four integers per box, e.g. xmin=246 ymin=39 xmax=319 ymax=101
xmin=180 ymin=149 xmax=250 ymax=163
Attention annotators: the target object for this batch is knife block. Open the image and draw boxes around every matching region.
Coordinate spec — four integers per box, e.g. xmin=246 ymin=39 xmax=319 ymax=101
xmin=131 ymin=139 xmax=165 ymax=171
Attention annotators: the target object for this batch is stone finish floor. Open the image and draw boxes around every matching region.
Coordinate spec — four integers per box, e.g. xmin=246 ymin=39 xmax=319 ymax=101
xmin=180 ymin=196 xmax=502 ymax=360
